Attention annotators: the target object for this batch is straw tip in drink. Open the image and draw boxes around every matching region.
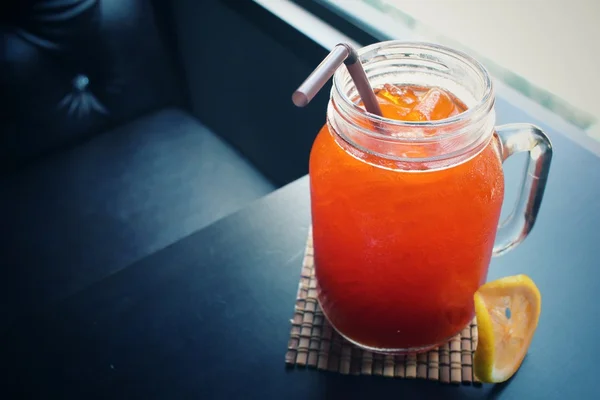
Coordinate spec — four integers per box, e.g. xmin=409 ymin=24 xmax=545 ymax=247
xmin=292 ymin=91 xmax=309 ymax=107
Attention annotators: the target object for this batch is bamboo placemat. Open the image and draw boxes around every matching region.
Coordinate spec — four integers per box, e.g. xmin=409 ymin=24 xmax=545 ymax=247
xmin=285 ymin=230 xmax=481 ymax=385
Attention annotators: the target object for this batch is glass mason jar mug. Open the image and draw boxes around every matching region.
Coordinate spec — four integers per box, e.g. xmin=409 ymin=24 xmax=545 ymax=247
xmin=309 ymin=41 xmax=552 ymax=354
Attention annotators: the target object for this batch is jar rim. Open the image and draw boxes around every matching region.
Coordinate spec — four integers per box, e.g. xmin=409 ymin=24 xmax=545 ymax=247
xmin=331 ymin=40 xmax=494 ymax=142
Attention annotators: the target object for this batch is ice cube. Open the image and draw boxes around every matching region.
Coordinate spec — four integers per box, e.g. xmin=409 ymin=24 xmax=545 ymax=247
xmin=409 ymin=88 xmax=457 ymax=121
xmin=377 ymin=83 xmax=419 ymax=107
xmin=375 ymin=84 xmax=421 ymax=120
xmin=379 ymin=103 xmax=411 ymax=120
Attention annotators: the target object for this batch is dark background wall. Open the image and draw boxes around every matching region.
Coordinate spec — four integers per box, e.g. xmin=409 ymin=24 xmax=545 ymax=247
xmin=170 ymin=0 xmax=334 ymax=187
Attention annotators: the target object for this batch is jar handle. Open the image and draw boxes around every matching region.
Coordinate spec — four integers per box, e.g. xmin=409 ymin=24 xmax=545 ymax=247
xmin=493 ymin=123 xmax=553 ymax=256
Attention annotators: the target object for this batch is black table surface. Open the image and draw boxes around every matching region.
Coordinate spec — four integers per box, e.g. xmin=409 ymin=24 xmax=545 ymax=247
xmin=3 ymin=101 xmax=600 ymax=399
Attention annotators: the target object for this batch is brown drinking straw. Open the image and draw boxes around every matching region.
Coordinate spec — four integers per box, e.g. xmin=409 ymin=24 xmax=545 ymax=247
xmin=292 ymin=43 xmax=382 ymax=117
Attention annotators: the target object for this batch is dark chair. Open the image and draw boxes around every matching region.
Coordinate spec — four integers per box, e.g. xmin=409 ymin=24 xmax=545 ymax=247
xmin=0 ymin=0 xmax=275 ymax=328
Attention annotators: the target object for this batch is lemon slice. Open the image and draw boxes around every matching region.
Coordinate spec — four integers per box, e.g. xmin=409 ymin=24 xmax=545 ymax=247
xmin=473 ymin=274 xmax=542 ymax=383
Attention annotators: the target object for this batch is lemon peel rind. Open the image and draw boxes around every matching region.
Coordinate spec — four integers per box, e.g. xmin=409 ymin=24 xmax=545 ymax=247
xmin=473 ymin=291 xmax=496 ymax=382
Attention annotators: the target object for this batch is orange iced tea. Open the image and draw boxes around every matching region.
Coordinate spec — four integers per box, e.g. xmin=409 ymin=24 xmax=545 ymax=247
xmin=310 ymin=84 xmax=505 ymax=351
